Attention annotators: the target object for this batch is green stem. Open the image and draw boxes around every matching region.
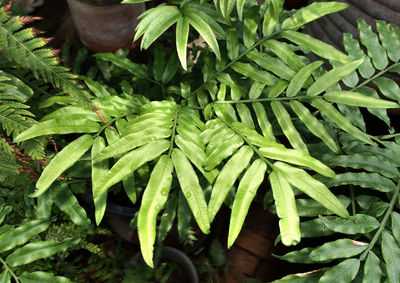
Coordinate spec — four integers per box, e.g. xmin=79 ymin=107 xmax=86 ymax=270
xmin=359 ymin=180 xmax=400 ymax=261
xmin=168 ymin=107 xmax=180 ymax=157
xmin=0 ymin=257 xmax=20 ymax=283
xmin=375 ymin=133 xmax=400 ymax=140
xmin=352 ymin=62 xmax=400 ymax=91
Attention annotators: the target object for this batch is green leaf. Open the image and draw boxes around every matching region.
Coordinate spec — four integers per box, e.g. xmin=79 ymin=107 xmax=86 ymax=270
xmin=270 ymin=171 xmax=300 ymax=246
xmin=392 ymin=212 xmax=400 ymax=241
xmin=138 ymin=155 xmax=173 ymax=268
xmin=377 ymin=20 xmax=400 ymax=62
xmin=263 ymin=0 xmax=284 ymax=36
xmin=158 ymin=195 xmax=177 ymax=243
xmin=382 ymin=231 xmax=400 ymax=283
xmin=271 ymin=101 xmax=308 ymax=154
xmin=185 ymin=9 xmax=220 ymax=59
xmin=281 ymin=30 xmax=352 ymax=64
xmin=252 ymin=102 xmax=275 ymax=141
xmin=41 ymin=106 xmax=101 ymax=122
xmin=343 ymin=33 xmax=374 ymax=79
xmin=162 ymin=52 xmax=179 ymax=84
xmin=272 ymin=270 xmax=322 ymax=282
xmin=310 ymin=239 xmax=367 ymax=262
xmin=83 ymin=77 xmax=111 ymax=98
xmin=319 ymin=258 xmax=360 ymax=283
xmin=286 ymin=61 xmax=323 ymax=97
xmin=228 ymin=160 xmax=267 ymax=248
xmin=259 ymin=145 xmax=335 ymax=178
xmin=33 ymin=134 xmax=94 ymax=197
xmin=0 ymin=205 xmax=12 ymax=225
xmin=249 ymin=81 xmax=265 ymax=99
xmin=219 ymin=0 xmax=235 ymax=19
xmin=19 ymin=272 xmax=72 ymax=283
xmin=6 ymin=238 xmax=80 ymax=267
xmin=263 ymin=40 xmax=306 ymax=72
xmin=96 ymin=140 xmax=169 ymax=197
xmin=94 ymin=53 xmax=148 ymax=78
xmin=141 ymin=6 xmax=181 ymax=49
xmin=226 ymin=28 xmax=239 ymax=60
xmin=92 ymin=136 xmax=109 ymax=225
xmin=14 ymin=119 xmax=100 ymax=142
xmin=372 ymin=77 xmax=400 ymax=101
xmin=324 ymin=91 xmax=399 ymax=109
xmin=231 ymin=62 xmax=277 ymax=85
xmin=0 ymin=270 xmax=9 ymax=283
xmin=274 ymin=247 xmax=315 ymax=264
xmin=300 ymin=218 xmax=335 ymax=238
xmin=208 ymin=146 xmax=253 ymax=221
xmin=311 ymin=99 xmax=373 ymax=145
xmin=121 ymin=0 xmax=150 ymax=3
xmin=0 ymin=219 xmax=50 ymax=253
xmin=172 ymin=149 xmax=210 ymax=234
xmin=53 ymin=183 xmax=91 ymax=227
xmin=282 ymin=2 xmax=348 ymax=30
xmin=243 ymin=6 xmax=259 ymax=48
xmin=295 ymin=195 xmax=350 ymax=217
xmin=290 ymin=100 xmax=339 ymax=153
xmin=363 ymin=251 xmax=382 ymax=283
xmin=236 ymin=103 xmax=254 ymax=129
xmin=176 ymin=16 xmax=189 ymax=70
xmin=273 ymin=162 xmax=349 ymax=218
xmin=307 ymin=59 xmax=364 ymax=96
xmin=266 ymin=80 xmax=288 ymax=98
xmin=326 ymin=172 xmax=397 ymax=193
xmin=320 ymin=214 xmax=379 ymax=235
xmin=358 ymin=19 xmax=388 ymax=70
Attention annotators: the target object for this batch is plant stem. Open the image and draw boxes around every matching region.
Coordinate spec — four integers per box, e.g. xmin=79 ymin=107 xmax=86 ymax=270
xmin=0 ymin=257 xmax=20 ymax=283
xmin=352 ymin=62 xmax=400 ymax=91
xmin=359 ymin=180 xmax=400 ymax=261
xmin=168 ymin=107 xmax=180 ymax=157
xmin=214 ymin=95 xmax=316 ymax=104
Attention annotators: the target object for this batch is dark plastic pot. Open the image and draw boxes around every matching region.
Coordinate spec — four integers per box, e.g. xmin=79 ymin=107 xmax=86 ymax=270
xmin=66 ymin=0 xmax=145 ymax=52
xmin=133 ymin=246 xmax=199 ymax=283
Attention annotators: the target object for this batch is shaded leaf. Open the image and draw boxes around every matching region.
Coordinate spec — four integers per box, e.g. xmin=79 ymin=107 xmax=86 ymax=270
xmin=319 ymin=258 xmax=360 ymax=283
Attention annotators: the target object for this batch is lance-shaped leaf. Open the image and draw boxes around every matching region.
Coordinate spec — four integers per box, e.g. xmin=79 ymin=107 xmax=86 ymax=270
xmin=270 ymin=171 xmax=300 ymax=246
xmin=96 ymin=140 xmax=169 ymax=197
xmin=300 ymin=218 xmax=335 ymax=238
xmin=295 ymin=196 xmax=350 ymax=217
xmin=273 ymin=162 xmax=349 ymax=218
xmin=290 ymin=100 xmax=338 ymax=153
xmin=176 ymin=16 xmax=189 ymax=70
xmin=311 ymin=99 xmax=373 ymax=145
xmin=41 ymin=106 xmax=101 ymax=122
xmin=0 ymin=219 xmax=50 ymax=253
xmin=320 ymin=214 xmax=379 ymax=235
xmin=319 ymin=258 xmax=360 ymax=283
xmin=219 ymin=0 xmax=235 ymax=19
xmin=236 ymin=104 xmax=254 ymax=129
xmin=377 ymin=20 xmax=400 ymax=62
xmin=392 ymin=212 xmax=400 ymax=241
xmin=6 ymin=238 xmax=80 ymax=267
xmin=263 ymin=0 xmax=284 ymax=36
xmin=53 ymin=183 xmax=91 ymax=227
xmin=0 ymin=270 xmax=9 ymax=283
xmin=282 ymin=2 xmax=348 ymax=30
xmin=326 ymin=172 xmax=397 ymax=193
xmin=307 ymin=59 xmax=364 ymax=96
xmin=271 ymin=101 xmax=309 ymax=154
xmin=228 ymin=160 xmax=267 ymax=248
xmin=92 ymin=136 xmax=109 ymax=225
xmin=343 ymin=33 xmax=374 ymax=79
xmin=310 ymin=239 xmax=367 ymax=262
xmin=14 ymin=119 xmax=100 ymax=142
xmin=138 ymin=155 xmax=173 ymax=268
xmin=94 ymin=53 xmax=148 ymax=78
xmin=324 ymin=91 xmax=399 ymax=109
xmin=208 ymin=146 xmax=253 ymax=221
xmin=185 ymin=9 xmax=220 ymax=59
xmin=363 ymin=251 xmax=381 ymax=283
xmin=36 ymin=192 xmax=53 ymax=219
xmin=0 ymin=205 xmax=12 ymax=225
xmin=243 ymin=6 xmax=259 ymax=47
xmin=286 ymin=61 xmax=323 ymax=97
xmin=231 ymin=62 xmax=277 ymax=85
xmin=247 ymin=51 xmax=295 ymax=81
xmin=259 ymin=146 xmax=334 ymax=178
xmin=226 ymin=28 xmax=239 ymax=60
xmin=252 ymin=102 xmax=275 ymax=141
xmin=172 ymin=149 xmax=210 ymax=234
xmin=281 ymin=30 xmax=352 ymax=64
xmin=274 ymin=247 xmax=315 ymax=264
xmin=263 ymin=40 xmax=306 ymax=72
xmin=19 ymin=271 xmax=72 ymax=283
xmin=33 ymin=134 xmax=94 ymax=197
xmin=382 ymin=231 xmax=400 ymax=283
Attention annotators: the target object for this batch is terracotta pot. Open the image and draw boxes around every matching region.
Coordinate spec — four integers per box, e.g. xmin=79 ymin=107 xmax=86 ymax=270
xmin=66 ymin=0 xmax=145 ymax=52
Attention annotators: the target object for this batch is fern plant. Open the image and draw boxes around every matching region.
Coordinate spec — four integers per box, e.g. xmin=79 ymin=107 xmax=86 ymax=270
xmin=11 ymin=0 xmax=400 ymax=273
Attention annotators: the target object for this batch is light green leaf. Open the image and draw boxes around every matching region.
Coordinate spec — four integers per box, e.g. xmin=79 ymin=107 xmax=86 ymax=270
xmin=295 ymin=195 xmax=350 ymax=217
xmin=270 ymin=171 xmax=300 ymax=246
xmin=286 ymin=61 xmax=323 ymax=97
xmin=186 ymin=10 xmax=220 ymax=59
xmin=311 ymin=99 xmax=374 ymax=145
xmin=176 ymin=16 xmax=189 ymax=70
xmin=138 ymin=155 xmax=173 ymax=268
xmin=372 ymin=77 xmax=400 ymax=101
xmin=310 ymin=239 xmax=367 ymax=262
xmin=243 ymin=6 xmax=259 ymax=47
xmin=272 ymin=270 xmax=322 ymax=282
xmin=83 ymin=77 xmax=111 ymax=98
xmin=94 ymin=53 xmax=148 ymax=78
xmin=236 ymin=103 xmax=254 ymax=129
xmin=263 ymin=0 xmax=284 ymax=36
xmin=249 ymin=81 xmax=265 ymax=99
xmin=263 ymin=40 xmax=306 ymax=72
xmin=92 ymin=136 xmax=109 ymax=225
xmin=392 ymin=212 xmax=400 ymax=241
xmin=324 ymin=91 xmax=399 ymax=108
xmin=33 ymin=134 xmax=94 ymax=197
xmin=96 ymin=140 xmax=169 ymax=197
xmin=377 ymin=20 xmax=400 ymax=62
xmin=219 ymin=0 xmax=235 ymax=19
xmin=271 ymin=101 xmax=309 ymax=154
xmin=0 ymin=219 xmax=50 ymax=253
xmin=226 ymin=28 xmax=239 ymax=60
xmin=208 ymin=146 xmax=253 ymax=221
xmin=172 ymin=149 xmax=210 ymax=234
xmin=363 ymin=251 xmax=382 ymax=283
xmin=326 ymin=172 xmax=396 ymax=193
xmin=252 ymin=102 xmax=275 ymax=141
xmin=266 ymin=80 xmax=288 ymax=98
xmin=382 ymin=231 xmax=400 ymax=283
xmin=19 ymin=272 xmax=72 ymax=283
xmin=0 ymin=270 xmax=9 ymax=283
xmin=53 ymin=183 xmax=91 ymax=227
xmin=14 ymin=119 xmax=100 ymax=142
xmin=319 ymin=258 xmax=360 ymax=283
xmin=343 ymin=33 xmax=374 ymax=79
xmin=281 ymin=30 xmax=352 ymax=64
xmin=307 ymin=58 xmax=364 ymax=96
xmin=0 ymin=205 xmax=12 ymax=225
xmin=41 ymin=106 xmax=101 ymax=122
xmin=290 ymin=100 xmax=339 ymax=153
xmin=282 ymin=2 xmax=348 ymax=30
xmin=274 ymin=247 xmax=315 ymax=264
xmin=320 ymin=214 xmax=379 ymax=235
xmin=6 ymin=238 xmax=80 ymax=267
xmin=231 ymin=62 xmax=277 ymax=85
xmin=273 ymin=162 xmax=349 ymax=218
xmin=228 ymin=160 xmax=267 ymax=248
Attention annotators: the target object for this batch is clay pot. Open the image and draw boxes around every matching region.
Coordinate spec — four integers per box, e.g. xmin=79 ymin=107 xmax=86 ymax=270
xmin=66 ymin=0 xmax=145 ymax=52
